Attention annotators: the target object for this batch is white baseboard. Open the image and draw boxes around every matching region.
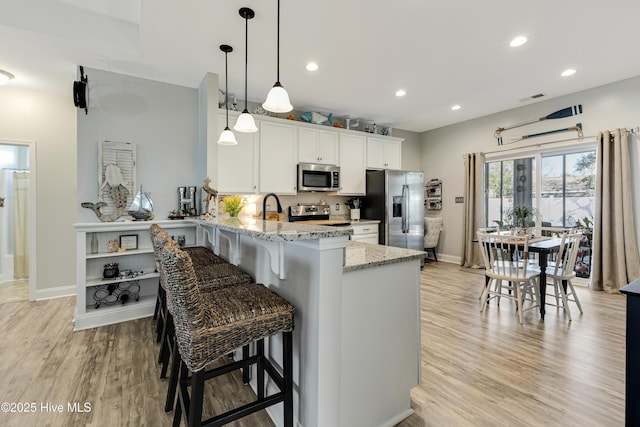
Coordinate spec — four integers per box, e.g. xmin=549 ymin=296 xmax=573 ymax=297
xmin=429 ymin=253 xmax=461 ymax=265
xmin=35 ymin=285 xmax=76 ymax=301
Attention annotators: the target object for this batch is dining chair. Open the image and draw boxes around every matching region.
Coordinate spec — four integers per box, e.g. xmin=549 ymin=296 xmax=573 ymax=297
xmin=424 ymin=217 xmax=443 ymax=261
xmin=477 ymin=231 xmax=541 ymax=324
xmin=538 ymin=232 xmax=584 ymax=320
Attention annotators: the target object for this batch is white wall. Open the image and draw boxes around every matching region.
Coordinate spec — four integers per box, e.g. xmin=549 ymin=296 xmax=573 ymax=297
xmin=77 ymin=68 xmax=200 ymax=222
xmin=421 ymin=74 xmax=640 ymax=263
xmin=0 ymin=86 xmax=77 ymax=293
xmin=394 ymin=128 xmax=422 ymax=171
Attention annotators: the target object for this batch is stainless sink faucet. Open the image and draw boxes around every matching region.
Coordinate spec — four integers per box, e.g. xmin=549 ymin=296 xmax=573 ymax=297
xmin=262 ymin=193 xmax=283 ymax=220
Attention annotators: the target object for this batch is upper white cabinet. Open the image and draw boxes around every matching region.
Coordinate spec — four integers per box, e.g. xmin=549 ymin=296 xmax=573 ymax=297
xmin=367 ymin=137 xmax=402 ymax=170
xmin=259 ymin=121 xmax=298 ymax=194
xmin=217 ymin=114 xmax=258 ymax=194
xmin=338 ymin=133 xmax=367 ymax=195
xmin=298 ymin=127 xmax=338 ymax=165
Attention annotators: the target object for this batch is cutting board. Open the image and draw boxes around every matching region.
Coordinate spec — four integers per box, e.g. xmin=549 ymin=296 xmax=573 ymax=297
xmin=259 ymin=211 xmax=287 ymax=222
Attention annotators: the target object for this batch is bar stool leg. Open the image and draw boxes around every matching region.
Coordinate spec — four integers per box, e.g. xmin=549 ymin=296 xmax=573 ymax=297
xmin=242 ymin=345 xmax=250 ymax=384
xmin=188 ymin=370 xmax=205 ymax=427
xmin=284 ymin=331 xmax=293 ymax=427
xmin=165 ymin=337 xmax=180 ymax=412
xmin=256 ymin=339 xmax=265 ymax=399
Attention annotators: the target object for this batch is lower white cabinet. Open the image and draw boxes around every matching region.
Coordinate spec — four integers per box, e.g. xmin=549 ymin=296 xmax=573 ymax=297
xmin=350 ymin=222 xmax=379 ymax=244
xmin=73 ymin=220 xmax=197 ymax=331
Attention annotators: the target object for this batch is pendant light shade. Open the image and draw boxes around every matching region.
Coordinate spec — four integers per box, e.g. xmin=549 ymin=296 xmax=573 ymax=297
xmin=262 ymin=0 xmax=293 ymax=113
xmin=234 ymin=111 xmax=258 ymax=133
xmin=234 ymin=7 xmax=258 ymax=133
xmin=218 ymin=127 xmax=238 ymax=145
xmin=218 ymin=44 xmax=238 ymax=145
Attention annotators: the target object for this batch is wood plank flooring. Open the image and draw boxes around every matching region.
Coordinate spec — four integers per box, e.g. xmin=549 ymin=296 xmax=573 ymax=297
xmin=0 ymin=262 xmax=625 ymax=426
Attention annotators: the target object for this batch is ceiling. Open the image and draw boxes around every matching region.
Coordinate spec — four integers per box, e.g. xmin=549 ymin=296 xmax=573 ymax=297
xmin=2 ymin=0 xmax=640 ymax=133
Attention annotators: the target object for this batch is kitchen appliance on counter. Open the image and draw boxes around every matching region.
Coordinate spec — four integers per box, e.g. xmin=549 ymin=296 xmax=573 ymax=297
xmin=288 ymin=204 xmax=351 ymax=227
xmin=297 ymin=163 xmax=340 ymax=192
xmin=364 ymin=170 xmax=425 ymax=250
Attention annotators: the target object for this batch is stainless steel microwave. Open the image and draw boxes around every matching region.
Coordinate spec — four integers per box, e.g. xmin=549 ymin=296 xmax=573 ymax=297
xmin=297 ymin=163 xmax=340 ymax=192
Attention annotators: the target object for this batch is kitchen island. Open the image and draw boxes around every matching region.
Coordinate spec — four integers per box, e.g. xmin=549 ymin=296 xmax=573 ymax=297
xmin=192 ymin=217 xmax=424 ymax=427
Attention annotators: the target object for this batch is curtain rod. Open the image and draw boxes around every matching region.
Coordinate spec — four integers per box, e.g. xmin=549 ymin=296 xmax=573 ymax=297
xmin=474 ymin=126 xmax=639 ymax=158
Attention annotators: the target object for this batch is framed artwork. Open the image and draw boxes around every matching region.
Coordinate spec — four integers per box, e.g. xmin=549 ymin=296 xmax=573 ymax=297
xmin=119 ymin=234 xmax=138 ymax=250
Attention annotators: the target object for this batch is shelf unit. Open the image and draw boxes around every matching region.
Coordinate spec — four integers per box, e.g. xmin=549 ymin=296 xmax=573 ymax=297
xmin=73 ymin=220 xmax=197 ymax=331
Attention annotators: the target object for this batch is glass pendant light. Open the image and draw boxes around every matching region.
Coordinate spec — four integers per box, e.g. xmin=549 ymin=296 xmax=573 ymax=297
xmin=234 ymin=8 xmax=258 ymax=133
xmin=262 ymin=0 xmax=293 ymax=113
xmin=218 ymin=44 xmax=238 ymax=145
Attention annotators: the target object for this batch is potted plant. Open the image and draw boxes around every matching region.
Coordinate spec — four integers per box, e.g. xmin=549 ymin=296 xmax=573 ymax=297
xmin=222 ymin=195 xmax=245 ymax=217
xmin=505 ymin=205 xmax=540 ymax=235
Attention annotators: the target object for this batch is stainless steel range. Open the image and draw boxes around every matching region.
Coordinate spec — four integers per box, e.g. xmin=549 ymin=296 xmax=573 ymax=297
xmin=288 ymin=204 xmax=352 ymax=227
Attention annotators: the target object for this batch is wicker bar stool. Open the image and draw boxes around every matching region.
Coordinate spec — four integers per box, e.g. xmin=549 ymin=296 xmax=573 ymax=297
xmin=150 ymin=225 xmax=253 ymax=412
xmin=151 ymin=226 xmax=227 ymax=339
xmin=161 ymin=243 xmax=295 ymax=427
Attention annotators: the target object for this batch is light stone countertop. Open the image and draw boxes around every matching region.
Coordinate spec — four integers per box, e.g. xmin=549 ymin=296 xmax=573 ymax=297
xmin=192 ymin=217 xmax=352 ymax=242
xmin=343 ymin=241 xmax=426 ymax=272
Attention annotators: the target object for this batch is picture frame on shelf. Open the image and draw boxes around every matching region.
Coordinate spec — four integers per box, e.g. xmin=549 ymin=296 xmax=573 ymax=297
xmin=119 ymin=234 xmax=138 ymax=250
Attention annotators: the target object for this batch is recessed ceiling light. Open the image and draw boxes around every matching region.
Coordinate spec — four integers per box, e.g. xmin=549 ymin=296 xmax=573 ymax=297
xmin=306 ymin=62 xmax=319 ymax=71
xmin=561 ymin=68 xmax=576 ymax=77
xmin=509 ymin=36 xmax=528 ymax=47
xmin=0 ymin=70 xmax=15 ymax=85
xmin=451 ymin=105 xmax=461 ymax=111
xmin=395 ymin=89 xmax=406 ymax=97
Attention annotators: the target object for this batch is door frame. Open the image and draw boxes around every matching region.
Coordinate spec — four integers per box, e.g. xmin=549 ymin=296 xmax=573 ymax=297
xmin=0 ymin=139 xmax=37 ymax=301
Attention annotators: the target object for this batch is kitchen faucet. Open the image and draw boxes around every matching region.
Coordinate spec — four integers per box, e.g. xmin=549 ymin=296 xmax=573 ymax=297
xmin=262 ymin=193 xmax=283 ymax=220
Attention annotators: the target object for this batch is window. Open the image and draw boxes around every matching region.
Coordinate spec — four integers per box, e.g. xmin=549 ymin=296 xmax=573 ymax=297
xmin=485 ymin=157 xmax=536 ymax=228
xmin=541 ymin=151 xmax=596 ymax=227
xmin=485 ymin=149 xmax=595 ymax=228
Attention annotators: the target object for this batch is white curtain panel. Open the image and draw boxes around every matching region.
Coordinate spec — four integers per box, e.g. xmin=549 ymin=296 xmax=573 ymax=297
xmin=12 ymin=171 xmax=29 ymax=279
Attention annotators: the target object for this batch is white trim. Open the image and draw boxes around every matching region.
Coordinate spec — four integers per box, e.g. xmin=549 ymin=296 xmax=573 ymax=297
xmin=35 ymin=284 xmax=75 ymax=300
xmin=0 ymin=139 xmax=37 ymax=301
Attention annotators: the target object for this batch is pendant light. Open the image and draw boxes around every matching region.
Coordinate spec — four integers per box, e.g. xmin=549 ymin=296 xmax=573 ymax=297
xmin=218 ymin=44 xmax=238 ymax=145
xmin=262 ymin=0 xmax=293 ymax=113
xmin=234 ymin=7 xmax=258 ymax=133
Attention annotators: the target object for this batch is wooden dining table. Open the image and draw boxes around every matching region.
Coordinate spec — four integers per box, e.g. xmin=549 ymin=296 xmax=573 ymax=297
xmin=477 ymin=235 xmax=563 ymax=320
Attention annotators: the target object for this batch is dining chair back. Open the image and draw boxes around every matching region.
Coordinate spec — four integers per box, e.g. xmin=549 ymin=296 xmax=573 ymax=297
xmin=477 ymin=231 xmax=541 ymax=324
xmin=424 ymin=217 xmax=443 ymax=261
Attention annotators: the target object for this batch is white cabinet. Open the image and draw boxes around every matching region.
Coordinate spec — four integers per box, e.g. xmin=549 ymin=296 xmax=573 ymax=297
xmin=217 ymin=114 xmax=258 ymax=194
xmin=367 ymin=137 xmax=402 ymax=170
xmin=73 ymin=221 xmax=197 ymax=331
xmin=338 ymin=133 xmax=367 ymax=195
xmin=350 ymin=222 xmax=379 ymax=244
xmin=298 ymin=127 xmax=338 ymax=165
xmin=259 ymin=121 xmax=298 ymax=194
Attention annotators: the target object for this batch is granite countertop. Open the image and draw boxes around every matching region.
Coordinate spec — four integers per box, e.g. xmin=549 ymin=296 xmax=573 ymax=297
xmin=344 ymin=241 xmax=425 ymax=272
xmin=193 ymin=218 xmax=352 ymax=242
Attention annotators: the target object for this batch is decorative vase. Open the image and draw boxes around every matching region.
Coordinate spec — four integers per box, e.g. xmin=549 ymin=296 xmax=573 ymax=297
xmin=350 ymin=208 xmax=360 ymax=221
xmin=90 ymin=232 xmax=99 ymax=254
xmin=103 ymin=263 xmax=119 ymax=279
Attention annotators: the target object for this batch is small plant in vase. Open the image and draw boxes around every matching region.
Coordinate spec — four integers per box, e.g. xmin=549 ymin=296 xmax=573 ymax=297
xmin=345 ymin=197 xmax=362 ymax=221
xmin=505 ymin=205 xmax=540 ymax=236
xmin=222 ymin=195 xmax=245 ymax=217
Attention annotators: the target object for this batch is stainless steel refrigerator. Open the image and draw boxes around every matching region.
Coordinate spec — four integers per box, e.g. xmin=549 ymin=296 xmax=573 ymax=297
xmin=364 ymin=170 xmax=425 ymax=250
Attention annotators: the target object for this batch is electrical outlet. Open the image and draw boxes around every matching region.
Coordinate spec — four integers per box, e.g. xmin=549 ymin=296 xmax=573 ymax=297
xmin=266 ymin=204 xmax=272 ymax=211
xmin=455 ymin=196 xmax=464 ymax=203
xmin=335 ymin=203 xmax=340 ymax=211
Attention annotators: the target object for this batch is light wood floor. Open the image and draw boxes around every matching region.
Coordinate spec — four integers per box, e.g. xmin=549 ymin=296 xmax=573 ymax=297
xmin=0 ymin=279 xmax=29 ymax=304
xmin=0 ymin=262 xmax=625 ymax=426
